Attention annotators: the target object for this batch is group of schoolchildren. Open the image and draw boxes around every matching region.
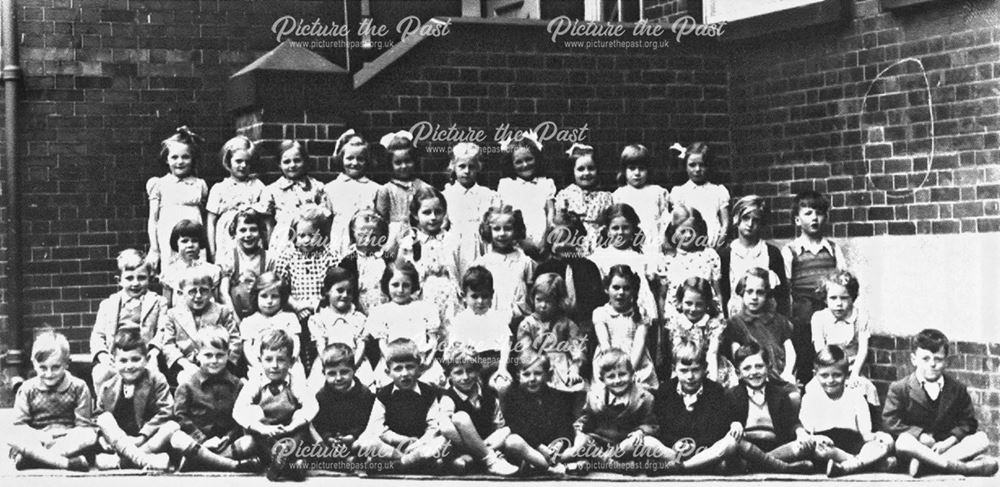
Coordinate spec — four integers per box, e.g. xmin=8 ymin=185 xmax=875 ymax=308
xmin=6 ymin=126 xmax=997 ymax=480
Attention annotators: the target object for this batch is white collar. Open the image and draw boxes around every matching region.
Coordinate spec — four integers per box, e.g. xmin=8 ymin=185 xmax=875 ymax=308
xmin=791 ymin=235 xmax=834 ymax=255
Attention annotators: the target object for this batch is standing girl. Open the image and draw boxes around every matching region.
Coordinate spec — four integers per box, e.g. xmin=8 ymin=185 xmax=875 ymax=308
xmin=263 ymin=140 xmax=325 ymax=255
xmin=516 ymin=273 xmax=585 ymax=392
xmin=669 ymin=142 xmax=730 ymax=248
xmin=308 ymin=266 xmax=371 ymax=387
xmin=442 ymin=142 xmax=499 ymax=277
xmin=206 ymin=135 xmax=267 ymax=261
xmin=612 ymin=144 xmax=670 ymax=254
xmin=147 ymin=126 xmax=208 ymax=271
xmin=375 ymin=130 xmax=431 ymax=253
xmin=325 ymin=130 xmax=379 ymax=255
xmin=592 ymin=265 xmax=657 ymax=390
xmin=473 ymin=205 xmax=535 ymax=318
xmin=663 ymin=277 xmax=736 ymax=387
xmin=719 ymin=195 xmax=789 ymax=317
xmin=554 ymin=143 xmax=613 ymax=255
xmin=496 ymin=131 xmax=555 ymax=257
xmin=364 ymin=261 xmax=445 ymax=387
xmin=159 ymin=220 xmax=225 ymax=309
xmin=239 ymin=271 xmax=305 ymax=382
xmin=337 ymin=209 xmax=392 ymax=315
xmin=399 ymin=187 xmax=462 ymax=325
xmin=589 ymin=204 xmax=657 ymax=318
xmin=218 ymin=208 xmax=269 ymax=320
xmin=652 ymin=205 xmax=723 ymax=318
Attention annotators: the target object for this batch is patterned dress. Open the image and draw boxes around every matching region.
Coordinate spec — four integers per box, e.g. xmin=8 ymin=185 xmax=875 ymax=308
xmin=664 ymin=313 xmax=737 ymax=387
xmin=147 ymin=174 xmax=208 ymax=269
xmin=554 ymin=184 xmax=614 ymax=255
xmin=206 ymin=176 xmax=267 ymax=259
xmin=263 ymin=176 xmax=325 ymax=255
xmin=442 ymin=182 xmax=498 ymax=277
xmin=517 ymin=314 xmax=586 ymax=392
xmin=399 ymin=228 xmax=462 ymax=326
xmin=651 ymin=247 xmax=723 ymax=315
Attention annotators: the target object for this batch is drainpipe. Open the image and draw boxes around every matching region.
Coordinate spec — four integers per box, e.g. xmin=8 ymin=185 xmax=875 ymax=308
xmin=3 ymin=0 xmax=26 ymax=385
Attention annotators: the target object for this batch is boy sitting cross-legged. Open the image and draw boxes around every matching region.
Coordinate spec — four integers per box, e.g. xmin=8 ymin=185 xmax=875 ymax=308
xmin=356 ymin=338 xmax=454 ymax=473
xmin=436 ymin=346 xmax=519 ymax=476
xmin=6 ymin=330 xmax=97 ymax=471
xmin=884 ymin=328 xmax=998 ymax=478
xmin=310 ymin=342 xmax=375 ymax=470
xmin=726 ymin=342 xmax=815 ymax=474
xmin=169 ymin=326 xmax=262 ymax=472
xmin=800 ymin=345 xmax=894 ymax=478
xmin=233 ymin=328 xmax=319 ymax=481
xmin=93 ymin=327 xmax=178 ymax=471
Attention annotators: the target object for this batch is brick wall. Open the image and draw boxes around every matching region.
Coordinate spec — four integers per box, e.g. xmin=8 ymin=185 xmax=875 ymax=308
xmin=355 ymin=20 xmax=729 ymax=191
xmin=868 ymin=334 xmax=1000 ymax=455
xmin=0 ymin=0 xmax=349 ymax=354
xmin=727 ymin=0 xmax=1000 ymax=240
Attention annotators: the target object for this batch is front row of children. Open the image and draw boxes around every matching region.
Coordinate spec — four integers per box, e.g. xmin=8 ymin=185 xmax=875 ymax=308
xmin=8 ymin=325 xmax=997 ymax=479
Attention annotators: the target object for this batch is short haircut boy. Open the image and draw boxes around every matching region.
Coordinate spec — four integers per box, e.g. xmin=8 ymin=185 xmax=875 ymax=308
xmin=814 ymin=344 xmax=849 ymax=371
xmin=733 ymin=340 xmax=770 ymax=368
xmin=112 ymin=327 xmax=147 ymax=354
xmin=673 ymin=339 xmax=707 ymax=368
xmin=117 ymin=248 xmax=153 ymax=273
xmin=914 ymin=328 xmax=948 ymax=355
xmin=793 ymin=190 xmax=829 ymax=214
xmin=33 ymin=329 xmax=70 ymax=364
xmin=194 ymin=325 xmax=231 ymax=352
xmin=320 ymin=342 xmax=356 ymax=370
xmin=170 ymin=219 xmax=209 ymax=252
xmin=442 ymin=345 xmax=482 ymax=375
xmin=177 ymin=265 xmax=216 ymax=291
xmin=461 ymin=266 xmax=493 ymax=296
xmin=384 ymin=337 xmax=421 ymax=365
xmin=596 ymin=348 xmax=633 ymax=378
xmin=260 ymin=328 xmax=295 ymax=358
xmin=517 ymin=350 xmax=551 ymax=372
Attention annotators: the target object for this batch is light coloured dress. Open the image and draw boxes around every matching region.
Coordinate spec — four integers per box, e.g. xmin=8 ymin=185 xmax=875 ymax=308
xmin=497 ymin=176 xmax=556 ymax=250
xmin=263 ymin=175 xmax=325 ymax=255
xmin=442 ymin=182 xmax=499 ymax=277
xmin=147 ymin=174 xmax=208 ymax=269
xmin=308 ymin=304 xmax=373 ymax=386
xmin=554 ymin=184 xmax=614 ymax=255
xmin=589 ymin=247 xmax=657 ymax=317
xmin=808 ymin=306 xmax=879 ymax=405
xmin=669 ymin=180 xmax=731 ymax=244
xmin=206 ymin=176 xmax=267 ymax=260
xmin=612 ymin=184 xmax=670 ymax=254
xmin=592 ymin=304 xmax=658 ymax=390
xmin=365 ymin=300 xmax=445 ymax=387
xmin=473 ymin=248 xmax=535 ymax=317
xmin=664 ymin=313 xmax=737 ymax=387
xmin=324 ymin=173 xmax=380 ymax=255
xmin=240 ymin=311 xmax=307 ymax=384
xmin=399 ymin=228 xmax=462 ymax=326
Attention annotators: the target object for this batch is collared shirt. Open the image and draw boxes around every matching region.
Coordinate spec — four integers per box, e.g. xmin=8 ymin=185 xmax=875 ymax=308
xmin=232 ymin=369 xmax=319 ymax=428
xmin=920 ymin=377 xmax=944 ymax=401
xmin=728 ymin=239 xmax=781 ymax=290
xmin=13 ymin=372 xmax=93 ymax=430
xmin=677 ymin=383 xmax=704 ymax=411
xmin=781 ymin=235 xmax=846 ymax=281
xmin=452 ymin=384 xmax=482 ymax=409
xmin=362 ymin=382 xmax=455 ymax=438
xmin=811 ymin=306 xmax=870 ymax=360
xmin=747 ymin=385 xmax=766 ymax=405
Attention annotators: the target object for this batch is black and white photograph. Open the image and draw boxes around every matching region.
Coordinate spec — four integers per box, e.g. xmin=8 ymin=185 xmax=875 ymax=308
xmin=0 ymin=0 xmax=997 ymax=485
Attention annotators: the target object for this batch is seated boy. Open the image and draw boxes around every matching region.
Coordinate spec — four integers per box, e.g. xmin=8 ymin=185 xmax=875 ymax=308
xmin=311 ymin=343 xmax=375 ymax=466
xmin=357 ymin=338 xmax=453 ymax=473
xmin=93 ymin=328 xmax=178 ymax=470
xmin=6 ymin=330 xmax=97 ymax=471
xmin=156 ymin=266 xmax=242 ymax=385
xmin=883 ymin=328 xmax=998 ymax=477
xmin=567 ymin=348 xmax=666 ymax=474
xmin=169 ymin=326 xmax=260 ymax=472
xmin=651 ymin=339 xmax=742 ymax=475
xmin=800 ymin=345 xmax=893 ymax=477
xmin=90 ymin=249 xmax=167 ymax=392
xmin=436 ymin=346 xmax=518 ymax=475
xmin=234 ymin=328 xmax=319 ymax=481
xmin=726 ymin=342 xmax=814 ymax=473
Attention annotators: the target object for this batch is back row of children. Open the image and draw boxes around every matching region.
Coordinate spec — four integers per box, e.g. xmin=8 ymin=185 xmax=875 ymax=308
xmin=11 ymin=323 xmax=996 ymax=479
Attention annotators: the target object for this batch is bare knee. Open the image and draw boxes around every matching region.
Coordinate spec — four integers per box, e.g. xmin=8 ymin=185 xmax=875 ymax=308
xmin=452 ymin=411 xmax=473 ymax=429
